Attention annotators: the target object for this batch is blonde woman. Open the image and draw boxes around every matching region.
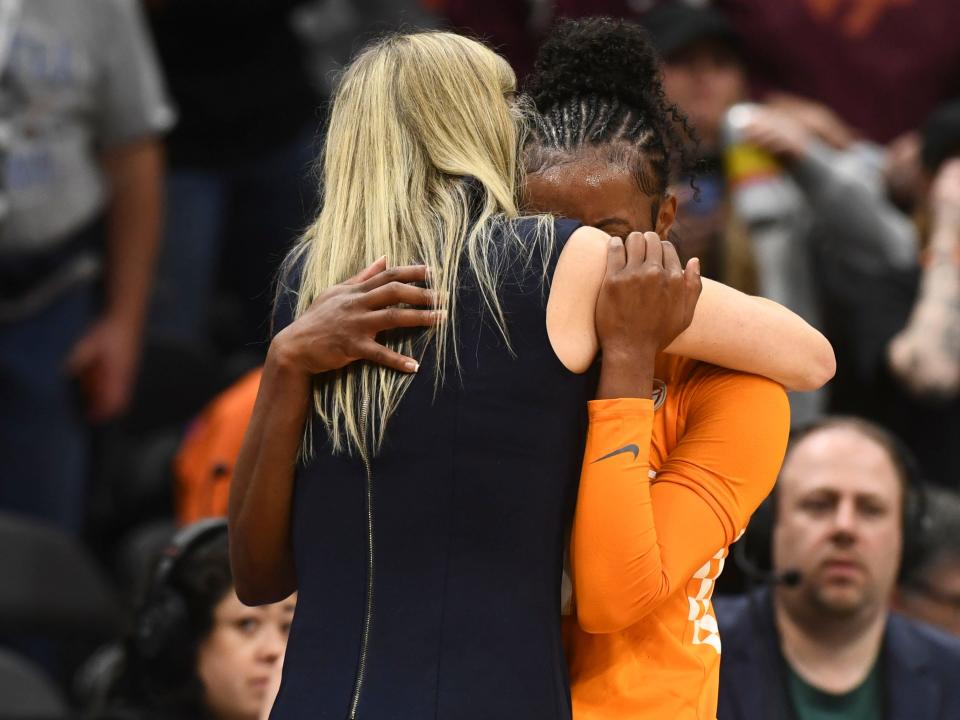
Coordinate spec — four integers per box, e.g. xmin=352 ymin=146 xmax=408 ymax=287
xmin=228 ymin=32 xmax=833 ymax=719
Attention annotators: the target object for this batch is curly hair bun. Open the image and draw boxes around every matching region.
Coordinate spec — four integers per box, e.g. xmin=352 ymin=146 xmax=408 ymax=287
xmin=525 ymin=17 xmax=663 ymax=112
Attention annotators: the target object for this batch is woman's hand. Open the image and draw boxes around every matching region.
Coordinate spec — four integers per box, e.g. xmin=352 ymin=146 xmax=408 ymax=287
xmin=272 ymin=257 xmax=442 ymax=376
xmin=595 ymin=232 xmax=701 ymax=399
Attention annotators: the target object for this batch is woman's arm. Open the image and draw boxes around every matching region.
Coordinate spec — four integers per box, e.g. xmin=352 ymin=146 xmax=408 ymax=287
xmin=547 ymin=229 xmax=835 ymax=391
xmin=229 ymin=259 xmax=440 ymax=605
xmin=664 ymin=279 xmax=835 ymax=391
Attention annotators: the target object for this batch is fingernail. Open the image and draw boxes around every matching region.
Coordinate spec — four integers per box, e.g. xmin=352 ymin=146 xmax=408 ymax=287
xmin=425 ymin=266 xmax=433 ymax=279
xmin=378 ymin=254 xmax=387 ymax=263
xmin=610 ymin=236 xmax=623 ymax=246
xmin=432 ymin=309 xmax=448 ymax=321
xmin=691 ymin=257 xmax=701 ymax=275
xmin=405 ymin=360 xmax=419 ymax=373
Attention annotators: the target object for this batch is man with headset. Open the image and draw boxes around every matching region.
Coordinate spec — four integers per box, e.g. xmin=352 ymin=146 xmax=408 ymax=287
xmin=715 ymin=417 xmax=960 ymax=720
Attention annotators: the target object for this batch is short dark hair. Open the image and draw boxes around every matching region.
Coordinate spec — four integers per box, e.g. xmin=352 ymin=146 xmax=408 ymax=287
xmin=782 ymin=416 xmax=915 ymax=505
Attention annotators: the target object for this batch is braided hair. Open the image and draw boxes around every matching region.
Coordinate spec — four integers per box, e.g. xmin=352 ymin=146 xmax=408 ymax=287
xmin=524 ymin=17 xmax=697 ymax=201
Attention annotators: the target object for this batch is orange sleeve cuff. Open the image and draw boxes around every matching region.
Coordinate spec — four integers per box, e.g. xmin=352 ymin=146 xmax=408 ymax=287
xmin=587 ymin=397 xmax=655 ymax=419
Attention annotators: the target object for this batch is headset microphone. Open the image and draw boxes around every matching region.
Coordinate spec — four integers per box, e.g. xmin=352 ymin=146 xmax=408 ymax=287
xmin=776 ymin=569 xmax=803 ymax=588
xmin=733 ymin=539 xmax=803 ymax=587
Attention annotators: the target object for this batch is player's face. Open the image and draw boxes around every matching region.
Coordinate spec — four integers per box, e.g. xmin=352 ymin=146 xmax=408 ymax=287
xmin=524 ymin=159 xmax=675 ymax=239
xmin=772 ymin=427 xmax=903 ymax=618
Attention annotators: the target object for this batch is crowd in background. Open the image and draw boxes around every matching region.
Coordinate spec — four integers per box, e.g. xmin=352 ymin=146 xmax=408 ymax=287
xmin=1 ymin=0 xmax=959 ymax=717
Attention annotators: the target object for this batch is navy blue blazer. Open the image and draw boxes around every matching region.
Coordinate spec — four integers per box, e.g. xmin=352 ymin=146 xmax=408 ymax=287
xmin=714 ymin=589 xmax=960 ymax=720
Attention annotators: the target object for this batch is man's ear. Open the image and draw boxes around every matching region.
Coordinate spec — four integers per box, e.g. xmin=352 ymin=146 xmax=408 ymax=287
xmin=656 ymin=194 xmax=678 ymax=237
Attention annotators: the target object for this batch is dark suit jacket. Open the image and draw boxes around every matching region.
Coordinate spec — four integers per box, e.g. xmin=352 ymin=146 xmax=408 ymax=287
xmin=714 ymin=589 xmax=960 ymax=720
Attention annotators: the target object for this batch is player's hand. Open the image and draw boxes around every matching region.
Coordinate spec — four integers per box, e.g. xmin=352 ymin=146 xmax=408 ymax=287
xmin=596 ymin=231 xmax=702 ymax=360
xmin=271 ymin=257 xmax=443 ymax=376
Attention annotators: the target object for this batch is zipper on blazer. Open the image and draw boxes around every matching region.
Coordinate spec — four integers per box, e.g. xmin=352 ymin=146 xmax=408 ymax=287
xmin=347 ymin=399 xmax=375 ymax=719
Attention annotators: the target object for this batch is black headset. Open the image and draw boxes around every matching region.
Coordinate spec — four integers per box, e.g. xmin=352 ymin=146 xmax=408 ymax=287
xmin=734 ymin=420 xmax=931 ymax=586
xmin=131 ymin=517 xmax=229 ymax=670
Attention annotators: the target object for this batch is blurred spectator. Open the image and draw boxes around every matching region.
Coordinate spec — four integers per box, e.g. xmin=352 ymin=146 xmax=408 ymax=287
xmin=820 ymin=106 xmax=960 ymax=487
xmin=887 ymin=156 xmax=960 ymax=399
xmin=896 ymin=486 xmax=960 ymax=637
xmin=645 ymin=1 xmax=916 ymax=282
xmin=716 ymin=418 xmax=960 ymax=720
xmin=645 ymin=1 xmax=748 ymax=156
xmin=0 ymin=0 xmax=173 ymax=533
xmin=145 ymin=1 xmax=320 ymax=352
xmin=639 ymin=1 xmax=749 ymax=279
xmin=147 ymin=0 xmax=442 ymax=354
xmin=641 ymin=1 xmax=918 ymax=426
xmin=713 ymin=0 xmax=960 ymax=144
xmin=102 ymin=519 xmax=294 ymax=720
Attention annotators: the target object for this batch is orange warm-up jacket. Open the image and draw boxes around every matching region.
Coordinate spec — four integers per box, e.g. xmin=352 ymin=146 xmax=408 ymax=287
xmin=567 ymin=355 xmax=790 ymax=720
xmin=175 ymin=367 xmax=262 ymax=524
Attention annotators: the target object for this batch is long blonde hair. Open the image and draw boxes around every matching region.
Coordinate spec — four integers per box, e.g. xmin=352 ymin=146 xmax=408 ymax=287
xmin=287 ymin=32 xmax=553 ymax=458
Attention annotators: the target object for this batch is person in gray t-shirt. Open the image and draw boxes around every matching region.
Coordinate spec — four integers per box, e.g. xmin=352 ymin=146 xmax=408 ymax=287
xmin=0 ymin=0 xmax=174 ymax=533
